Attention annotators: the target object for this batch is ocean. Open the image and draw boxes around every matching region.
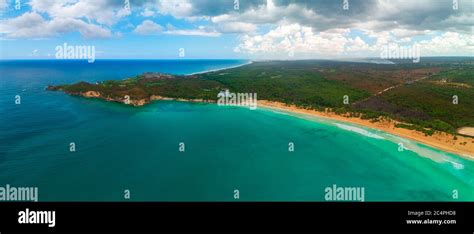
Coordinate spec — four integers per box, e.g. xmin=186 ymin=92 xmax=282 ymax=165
xmin=0 ymin=60 xmax=473 ymax=201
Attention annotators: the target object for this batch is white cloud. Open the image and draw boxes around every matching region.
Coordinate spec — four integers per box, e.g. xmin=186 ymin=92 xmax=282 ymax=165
xmin=29 ymin=0 xmax=130 ymax=26
xmin=0 ymin=0 xmax=128 ymax=39
xmin=0 ymin=0 xmax=7 ymax=11
xmin=235 ymin=21 xmax=474 ymax=58
xmin=210 ymin=2 xmax=319 ymax=28
xmin=418 ymin=32 xmax=474 ymax=56
xmin=391 ymin=29 xmax=432 ymax=39
xmin=216 ymin=22 xmax=257 ymax=34
xmin=164 ymin=28 xmax=220 ymax=37
xmin=155 ymin=0 xmax=194 ymax=19
xmin=234 ymin=23 xmax=350 ymax=58
xmin=346 ymin=36 xmax=372 ymax=53
xmin=150 ymin=0 xmax=474 ymax=49
xmin=1 ymin=0 xmax=472 ymax=58
xmin=134 ymin=20 xmax=220 ymax=37
xmin=141 ymin=8 xmax=155 ymax=17
xmin=133 ymin=20 xmax=164 ymax=35
xmin=0 ymin=12 xmax=112 ymax=38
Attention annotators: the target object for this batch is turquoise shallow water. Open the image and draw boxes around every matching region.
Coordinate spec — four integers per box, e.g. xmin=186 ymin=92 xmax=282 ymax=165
xmin=0 ymin=60 xmax=473 ymax=201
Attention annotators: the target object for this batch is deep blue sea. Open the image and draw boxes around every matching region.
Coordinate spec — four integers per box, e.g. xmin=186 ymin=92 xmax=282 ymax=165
xmin=1 ymin=59 xmax=473 ymax=201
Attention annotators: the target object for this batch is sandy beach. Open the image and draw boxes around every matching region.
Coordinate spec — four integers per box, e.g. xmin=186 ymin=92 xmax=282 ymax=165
xmin=458 ymin=127 xmax=474 ymax=137
xmin=258 ymin=100 xmax=474 ymax=160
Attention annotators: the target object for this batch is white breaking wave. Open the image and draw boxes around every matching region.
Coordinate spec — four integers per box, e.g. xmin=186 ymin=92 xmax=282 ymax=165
xmin=383 ymin=134 xmax=466 ymax=170
xmin=270 ymin=110 xmax=291 ymax=116
xmin=261 ymin=107 xmax=470 ymax=172
xmin=334 ymin=123 xmax=385 ymax=139
xmin=446 ymin=160 xmax=465 ymax=170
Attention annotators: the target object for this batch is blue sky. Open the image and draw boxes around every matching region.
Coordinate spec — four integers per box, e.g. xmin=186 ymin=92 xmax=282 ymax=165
xmin=0 ymin=0 xmax=472 ymax=59
xmin=0 ymin=1 xmax=243 ymax=59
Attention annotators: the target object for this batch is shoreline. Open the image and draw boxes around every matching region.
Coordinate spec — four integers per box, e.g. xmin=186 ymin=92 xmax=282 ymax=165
xmin=46 ymin=60 xmax=474 ymax=160
xmin=257 ymin=100 xmax=474 ymax=160
xmin=58 ymin=86 xmax=474 ymax=160
xmin=186 ymin=60 xmax=253 ymax=76
xmin=54 ymin=89 xmax=474 ymax=160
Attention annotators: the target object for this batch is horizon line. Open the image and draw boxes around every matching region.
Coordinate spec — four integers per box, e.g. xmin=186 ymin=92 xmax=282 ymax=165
xmin=1 ymin=56 xmax=473 ymax=61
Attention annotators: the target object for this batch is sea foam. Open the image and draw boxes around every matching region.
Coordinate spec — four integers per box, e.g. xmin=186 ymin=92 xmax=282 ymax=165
xmin=334 ymin=123 xmax=385 ymax=139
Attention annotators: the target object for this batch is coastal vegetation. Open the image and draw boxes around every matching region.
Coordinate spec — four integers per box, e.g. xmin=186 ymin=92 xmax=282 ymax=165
xmin=48 ymin=58 xmax=474 ymax=137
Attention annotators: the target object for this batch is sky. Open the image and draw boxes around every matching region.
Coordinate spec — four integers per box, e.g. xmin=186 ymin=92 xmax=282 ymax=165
xmin=0 ymin=0 xmax=472 ymax=60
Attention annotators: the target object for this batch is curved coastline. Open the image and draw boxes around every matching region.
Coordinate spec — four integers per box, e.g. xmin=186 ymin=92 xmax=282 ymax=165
xmin=257 ymin=100 xmax=474 ymax=161
xmin=48 ymin=91 xmax=474 ymax=161
xmin=46 ymin=60 xmax=474 ymax=161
